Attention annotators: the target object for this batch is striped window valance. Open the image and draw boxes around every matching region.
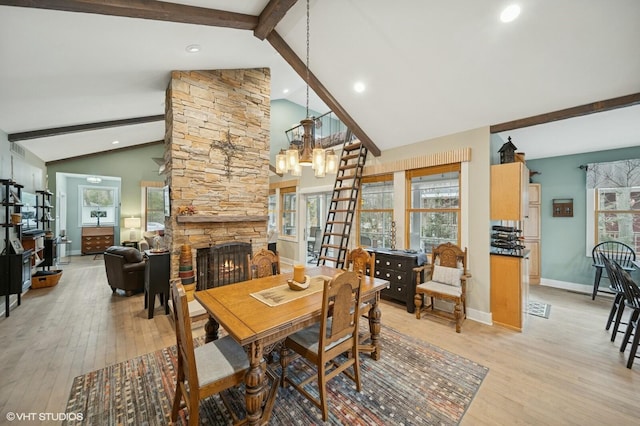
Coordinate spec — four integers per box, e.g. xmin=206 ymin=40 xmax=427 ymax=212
xmin=586 ymin=159 xmax=640 ymax=189
xmin=363 ymin=147 xmax=471 ymax=176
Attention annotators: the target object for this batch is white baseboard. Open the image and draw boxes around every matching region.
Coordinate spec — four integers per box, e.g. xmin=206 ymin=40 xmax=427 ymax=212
xmin=467 ymin=307 xmax=492 ymax=325
xmin=539 ymin=278 xmax=592 ymax=294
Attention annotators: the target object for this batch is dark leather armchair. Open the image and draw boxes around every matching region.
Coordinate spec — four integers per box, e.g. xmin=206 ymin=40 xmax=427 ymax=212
xmin=104 ymin=246 xmax=146 ymax=295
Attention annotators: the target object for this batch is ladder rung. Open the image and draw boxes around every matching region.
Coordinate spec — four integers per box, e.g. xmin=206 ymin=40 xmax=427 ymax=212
xmin=342 ymin=142 xmax=363 ymax=152
xmin=331 ymin=197 xmax=355 ymax=202
xmin=339 ymin=164 xmax=358 ymax=170
xmin=329 ymin=209 xmax=352 ymax=213
xmin=319 ymin=255 xmax=338 ymax=262
xmin=325 ymin=232 xmax=348 ymax=237
xmin=340 ymin=153 xmax=360 ymax=161
xmin=322 ymin=244 xmax=342 ymax=249
xmin=336 ymin=176 xmax=356 ymax=181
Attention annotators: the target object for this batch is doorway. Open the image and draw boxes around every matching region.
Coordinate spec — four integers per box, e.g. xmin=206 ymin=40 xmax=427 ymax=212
xmin=304 ymin=191 xmax=332 ymax=264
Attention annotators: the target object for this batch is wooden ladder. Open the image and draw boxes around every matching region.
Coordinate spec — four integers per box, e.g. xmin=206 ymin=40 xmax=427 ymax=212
xmin=317 ymin=139 xmax=368 ymax=268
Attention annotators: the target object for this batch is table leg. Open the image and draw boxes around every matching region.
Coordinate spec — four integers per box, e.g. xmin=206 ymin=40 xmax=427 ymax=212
xmin=368 ymin=293 xmax=382 ymax=360
xmin=245 ymin=341 xmax=267 ymax=426
xmin=203 ymin=316 xmax=220 ymax=343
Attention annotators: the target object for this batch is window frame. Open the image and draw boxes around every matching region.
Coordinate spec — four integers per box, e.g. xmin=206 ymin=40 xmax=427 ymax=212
xmin=78 ymin=185 xmax=117 ymax=226
xmin=593 ymin=186 xmax=640 ymax=252
xmin=144 ymin=185 xmax=166 ymax=233
xmin=405 ymin=164 xmax=461 ymax=252
xmin=357 ymin=174 xmax=394 ymax=248
xmin=280 ymin=186 xmax=297 ymax=238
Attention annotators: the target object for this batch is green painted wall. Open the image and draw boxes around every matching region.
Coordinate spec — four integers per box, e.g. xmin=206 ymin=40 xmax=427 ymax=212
xmin=270 ymin=99 xmax=324 ymax=165
xmin=47 ymin=143 xmax=165 ymax=245
xmin=527 ymin=146 xmax=640 ymax=287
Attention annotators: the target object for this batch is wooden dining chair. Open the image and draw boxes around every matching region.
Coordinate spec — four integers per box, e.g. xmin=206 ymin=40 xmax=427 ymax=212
xmin=170 ymin=280 xmax=249 ymax=425
xmin=345 ymin=246 xmax=375 ymax=278
xmin=617 ymin=265 xmax=640 ymax=369
xmin=248 ymin=247 xmax=280 ymax=279
xmin=345 ymin=247 xmax=376 ymax=349
xmin=414 ymin=242 xmax=468 ymax=333
xmin=280 ymin=270 xmax=363 ymax=421
xmin=600 ymin=254 xmax=629 ymax=342
xmin=591 ymin=241 xmax=636 ymax=300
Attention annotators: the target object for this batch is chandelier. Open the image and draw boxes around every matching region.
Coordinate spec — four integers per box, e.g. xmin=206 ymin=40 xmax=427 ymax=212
xmin=275 ymin=0 xmax=338 ymax=178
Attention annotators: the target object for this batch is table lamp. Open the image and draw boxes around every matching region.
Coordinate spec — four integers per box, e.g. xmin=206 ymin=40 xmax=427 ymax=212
xmin=124 ymin=217 xmax=141 ymax=241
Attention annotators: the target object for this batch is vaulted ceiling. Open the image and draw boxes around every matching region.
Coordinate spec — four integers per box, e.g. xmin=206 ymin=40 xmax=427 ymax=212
xmin=1 ymin=0 xmax=639 ymax=164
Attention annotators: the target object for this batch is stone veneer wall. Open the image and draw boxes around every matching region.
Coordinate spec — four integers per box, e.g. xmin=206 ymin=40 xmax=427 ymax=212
xmin=164 ymin=69 xmax=270 ymax=279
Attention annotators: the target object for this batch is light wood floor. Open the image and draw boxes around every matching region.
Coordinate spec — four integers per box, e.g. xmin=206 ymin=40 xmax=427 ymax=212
xmin=1 ymin=255 xmax=638 ymax=425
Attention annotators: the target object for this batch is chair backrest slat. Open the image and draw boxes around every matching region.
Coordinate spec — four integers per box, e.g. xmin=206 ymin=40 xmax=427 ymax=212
xmin=430 ymin=242 xmax=467 ymax=276
xmin=601 ymin=254 xmax=624 ymax=293
xmin=345 ymin=247 xmax=375 ymax=278
xmin=171 ymin=280 xmax=199 ymax=389
xmin=592 ymin=241 xmax=636 ymax=269
xmin=616 ymin=262 xmax=640 ymax=310
xmin=248 ymin=248 xmax=280 ymax=279
xmin=320 ymin=271 xmax=362 ymax=348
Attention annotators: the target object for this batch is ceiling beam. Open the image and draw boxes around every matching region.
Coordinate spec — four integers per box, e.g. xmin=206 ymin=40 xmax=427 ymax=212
xmin=254 ymin=0 xmax=298 ymax=40
xmin=490 ymin=92 xmax=640 ymax=133
xmin=4 ymin=0 xmax=378 ymax=156
xmin=267 ymin=31 xmax=381 ymax=156
xmin=0 ymin=0 xmax=258 ymax=29
xmin=45 ymin=140 xmax=163 ymax=166
xmin=8 ymin=115 xmax=164 ymax=142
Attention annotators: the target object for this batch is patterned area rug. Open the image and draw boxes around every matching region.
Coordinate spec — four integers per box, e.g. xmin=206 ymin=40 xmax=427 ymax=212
xmin=527 ymin=301 xmax=551 ymax=319
xmin=63 ymin=327 xmax=488 ymax=425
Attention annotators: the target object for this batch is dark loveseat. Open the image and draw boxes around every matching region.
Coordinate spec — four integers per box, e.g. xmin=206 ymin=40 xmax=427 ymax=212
xmin=104 ymin=246 xmax=146 ymax=295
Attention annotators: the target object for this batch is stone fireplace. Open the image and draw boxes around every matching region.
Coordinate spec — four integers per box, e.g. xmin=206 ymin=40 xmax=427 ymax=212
xmin=164 ymin=68 xmax=271 ymax=280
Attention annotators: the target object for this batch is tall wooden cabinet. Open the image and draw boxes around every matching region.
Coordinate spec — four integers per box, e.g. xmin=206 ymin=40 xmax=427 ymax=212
xmin=490 ymin=162 xmax=529 ymax=221
xmin=490 ymin=162 xmax=530 ymax=331
xmin=490 ymin=253 xmax=529 ymax=331
xmin=523 ymin=184 xmax=541 ymax=284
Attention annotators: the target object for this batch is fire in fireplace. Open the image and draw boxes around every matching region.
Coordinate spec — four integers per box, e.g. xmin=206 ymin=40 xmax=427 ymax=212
xmin=196 ymin=241 xmax=252 ymax=290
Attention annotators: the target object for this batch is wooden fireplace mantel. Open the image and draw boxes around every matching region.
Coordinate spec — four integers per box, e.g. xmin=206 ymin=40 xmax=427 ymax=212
xmin=176 ymin=215 xmax=268 ymax=223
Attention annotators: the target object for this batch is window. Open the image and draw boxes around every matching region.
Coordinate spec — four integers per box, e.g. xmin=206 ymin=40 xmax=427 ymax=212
xmin=358 ymin=175 xmax=394 ymax=247
xmin=268 ymin=190 xmax=276 ymax=229
xmin=80 ymin=186 xmax=116 ymax=226
xmin=281 ymin=187 xmax=297 ymax=237
xmin=145 ymin=186 xmax=165 ymax=232
xmin=595 ymin=187 xmax=640 ymax=252
xmin=406 ymin=164 xmax=460 ymax=252
xmin=586 ymin=158 xmax=640 ymax=254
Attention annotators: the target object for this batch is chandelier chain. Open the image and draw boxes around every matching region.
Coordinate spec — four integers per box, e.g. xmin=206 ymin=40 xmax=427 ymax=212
xmin=306 ymin=0 xmax=310 ymax=119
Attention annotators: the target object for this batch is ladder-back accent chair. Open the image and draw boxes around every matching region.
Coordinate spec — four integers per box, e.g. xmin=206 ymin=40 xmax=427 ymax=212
xmin=414 ymin=242 xmax=469 ymax=333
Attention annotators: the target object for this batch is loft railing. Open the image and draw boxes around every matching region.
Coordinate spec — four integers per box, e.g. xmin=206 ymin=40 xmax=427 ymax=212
xmin=285 ymin=111 xmax=354 ymax=149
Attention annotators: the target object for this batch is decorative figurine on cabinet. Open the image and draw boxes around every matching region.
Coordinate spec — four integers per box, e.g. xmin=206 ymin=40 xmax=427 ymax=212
xmin=499 ymin=137 xmax=518 ymax=164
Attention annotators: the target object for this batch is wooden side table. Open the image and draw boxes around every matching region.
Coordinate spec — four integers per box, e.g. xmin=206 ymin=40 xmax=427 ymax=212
xmin=144 ymin=250 xmax=170 ymax=319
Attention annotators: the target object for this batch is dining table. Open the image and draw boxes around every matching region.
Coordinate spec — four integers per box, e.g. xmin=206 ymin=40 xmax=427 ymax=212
xmin=194 ymin=265 xmax=390 ymax=425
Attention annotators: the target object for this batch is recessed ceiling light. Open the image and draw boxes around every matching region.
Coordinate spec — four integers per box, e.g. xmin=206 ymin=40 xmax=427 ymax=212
xmin=500 ymin=5 xmax=521 ymax=23
xmin=283 ymin=88 xmax=290 ymax=94
xmin=112 ymin=140 xmax=119 ymax=145
xmin=185 ymin=44 xmax=201 ymax=53
xmin=354 ymin=82 xmax=366 ymax=93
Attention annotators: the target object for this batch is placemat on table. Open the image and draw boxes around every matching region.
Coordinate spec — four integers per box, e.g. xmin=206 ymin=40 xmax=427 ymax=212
xmin=250 ymin=275 xmax=331 ymax=306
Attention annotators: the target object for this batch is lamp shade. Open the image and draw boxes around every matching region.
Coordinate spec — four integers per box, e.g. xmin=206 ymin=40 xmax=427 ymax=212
xmin=124 ymin=217 xmax=141 ymax=229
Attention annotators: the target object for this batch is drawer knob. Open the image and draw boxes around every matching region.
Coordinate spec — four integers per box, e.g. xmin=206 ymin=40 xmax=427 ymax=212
xmin=385 ymin=261 xmax=390 ymax=266
xmin=397 ymin=275 xmax=402 ymax=280
xmin=385 ymin=273 xmax=390 ymax=278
